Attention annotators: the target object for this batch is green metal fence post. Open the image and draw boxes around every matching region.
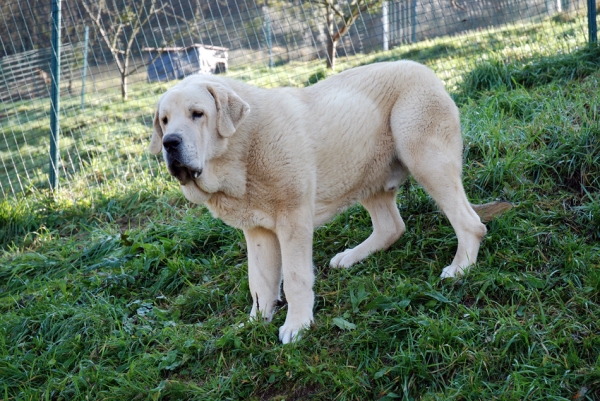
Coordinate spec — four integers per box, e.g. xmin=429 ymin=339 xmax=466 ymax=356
xmin=49 ymin=0 xmax=62 ymax=191
xmin=264 ymin=7 xmax=273 ymax=69
xmin=589 ymin=0 xmax=598 ymax=44
xmin=411 ymin=0 xmax=417 ymax=43
xmin=81 ymin=26 xmax=89 ymax=110
xmin=382 ymin=1 xmax=389 ymax=51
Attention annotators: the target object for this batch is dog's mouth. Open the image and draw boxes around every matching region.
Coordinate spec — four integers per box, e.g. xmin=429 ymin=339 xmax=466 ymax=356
xmin=166 ymin=159 xmax=202 ymax=185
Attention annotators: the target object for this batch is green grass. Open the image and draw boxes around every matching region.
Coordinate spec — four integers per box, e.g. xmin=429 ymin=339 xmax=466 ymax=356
xmin=1 ymin=15 xmax=600 ymax=401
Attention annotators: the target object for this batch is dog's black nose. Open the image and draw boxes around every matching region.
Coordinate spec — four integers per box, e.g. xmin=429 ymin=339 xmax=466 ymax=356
xmin=163 ymin=133 xmax=182 ymax=152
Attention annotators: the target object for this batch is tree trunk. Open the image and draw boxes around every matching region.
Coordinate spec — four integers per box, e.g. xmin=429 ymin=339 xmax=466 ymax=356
xmin=121 ymin=73 xmax=128 ymax=101
xmin=326 ymin=5 xmax=337 ymax=70
xmin=121 ymin=54 xmax=129 ymax=101
xmin=326 ymin=36 xmax=338 ymax=70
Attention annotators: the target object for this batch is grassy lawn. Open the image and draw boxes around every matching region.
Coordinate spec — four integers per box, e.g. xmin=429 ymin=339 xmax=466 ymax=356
xmin=1 ymin=15 xmax=599 ymax=401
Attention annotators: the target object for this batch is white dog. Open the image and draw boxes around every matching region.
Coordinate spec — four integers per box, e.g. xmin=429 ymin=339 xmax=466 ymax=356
xmin=149 ymin=61 xmax=511 ymax=343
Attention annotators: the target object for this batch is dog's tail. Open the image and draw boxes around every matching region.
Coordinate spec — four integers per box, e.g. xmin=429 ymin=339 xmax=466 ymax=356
xmin=471 ymin=201 xmax=513 ymax=223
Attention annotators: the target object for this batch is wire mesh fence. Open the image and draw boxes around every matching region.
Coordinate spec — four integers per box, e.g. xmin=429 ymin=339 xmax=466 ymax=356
xmin=0 ymin=0 xmax=596 ymax=198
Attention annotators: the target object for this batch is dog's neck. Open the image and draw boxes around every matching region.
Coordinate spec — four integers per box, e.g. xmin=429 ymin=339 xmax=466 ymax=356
xmin=209 ymin=157 xmax=247 ymax=199
xmin=206 ymin=133 xmax=249 ymax=200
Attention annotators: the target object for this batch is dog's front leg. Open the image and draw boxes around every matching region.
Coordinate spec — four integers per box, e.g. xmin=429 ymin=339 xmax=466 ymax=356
xmin=244 ymin=227 xmax=282 ymax=322
xmin=275 ymin=211 xmax=315 ymax=344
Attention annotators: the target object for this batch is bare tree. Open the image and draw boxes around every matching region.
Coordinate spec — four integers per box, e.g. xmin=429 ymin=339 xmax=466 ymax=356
xmin=81 ymin=0 xmax=168 ymax=100
xmin=315 ymin=0 xmax=382 ymax=70
xmin=450 ymin=0 xmax=467 ymax=12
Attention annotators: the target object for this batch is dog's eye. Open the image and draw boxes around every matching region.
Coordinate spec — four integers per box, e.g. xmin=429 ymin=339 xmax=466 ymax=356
xmin=162 ymin=116 xmax=168 ymax=125
xmin=192 ymin=111 xmax=204 ymax=120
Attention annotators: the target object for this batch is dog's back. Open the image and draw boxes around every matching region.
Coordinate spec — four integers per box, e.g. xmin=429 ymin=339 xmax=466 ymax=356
xmin=302 ymin=61 xmax=458 ymax=223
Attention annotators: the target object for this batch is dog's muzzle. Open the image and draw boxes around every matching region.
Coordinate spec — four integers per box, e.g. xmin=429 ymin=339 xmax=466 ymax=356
xmin=162 ymin=133 xmax=202 ymax=184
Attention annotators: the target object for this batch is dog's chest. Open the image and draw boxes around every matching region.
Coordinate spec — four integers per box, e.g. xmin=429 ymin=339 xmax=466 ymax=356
xmin=205 ymin=193 xmax=276 ymax=230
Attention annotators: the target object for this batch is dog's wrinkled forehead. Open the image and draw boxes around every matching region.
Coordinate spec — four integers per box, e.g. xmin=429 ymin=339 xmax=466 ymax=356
xmin=159 ymin=83 xmax=216 ymax=119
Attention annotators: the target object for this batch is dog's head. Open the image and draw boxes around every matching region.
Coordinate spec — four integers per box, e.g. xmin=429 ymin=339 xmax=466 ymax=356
xmin=149 ymin=76 xmax=250 ymax=203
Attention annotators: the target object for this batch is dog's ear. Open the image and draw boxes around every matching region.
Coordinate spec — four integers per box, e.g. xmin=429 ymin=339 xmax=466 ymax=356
xmin=149 ymin=99 xmax=163 ymax=155
xmin=206 ymin=83 xmax=250 ymax=138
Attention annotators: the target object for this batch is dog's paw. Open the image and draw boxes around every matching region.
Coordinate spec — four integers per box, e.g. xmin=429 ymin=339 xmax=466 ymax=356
xmin=278 ymin=320 xmax=310 ymax=344
xmin=330 ymin=248 xmax=365 ymax=268
xmin=330 ymin=249 xmax=353 ymax=268
xmin=440 ymin=264 xmax=466 ymax=279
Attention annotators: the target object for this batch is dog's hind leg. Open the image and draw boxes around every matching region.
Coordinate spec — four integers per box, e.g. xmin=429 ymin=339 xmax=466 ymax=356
xmin=330 ymin=189 xmax=406 ymax=268
xmin=391 ymin=97 xmax=486 ymax=278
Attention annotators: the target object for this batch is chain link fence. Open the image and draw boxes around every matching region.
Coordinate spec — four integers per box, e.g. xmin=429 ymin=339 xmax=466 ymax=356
xmin=0 ymin=0 xmax=596 ymax=198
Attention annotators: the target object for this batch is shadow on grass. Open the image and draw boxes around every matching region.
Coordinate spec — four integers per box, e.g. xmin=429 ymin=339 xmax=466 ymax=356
xmin=0 ymin=171 xmax=169 ymax=249
xmin=369 ymin=43 xmax=459 ymax=65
